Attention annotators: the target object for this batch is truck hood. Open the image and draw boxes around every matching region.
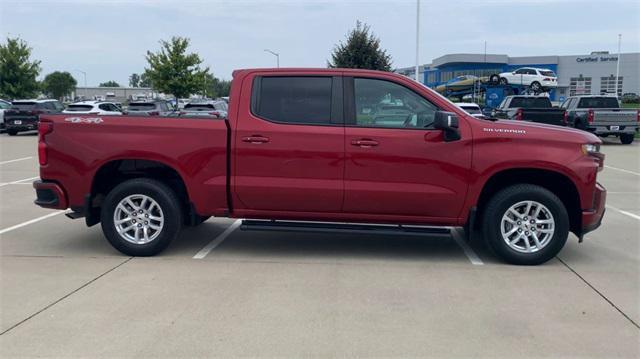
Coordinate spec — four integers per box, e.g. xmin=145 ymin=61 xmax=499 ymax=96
xmin=484 ymin=119 xmax=601 ymax=144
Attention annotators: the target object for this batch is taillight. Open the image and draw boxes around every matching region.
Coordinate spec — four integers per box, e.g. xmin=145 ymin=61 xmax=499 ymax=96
xmin=515 ymin=108 xmax=523 ymax=121
xmin=543 ymin=78 xmax=551 ymax=81
xmin=38 ymin=121 xmax=54 ymax=166
xmin=563 ymin=111 xmax=568 ymax=125
xmin=179 ymin=111 xmax=187 ymax=115
xmin=148 ymin=111 xmax=160 ymax=116
xmin=88 ymin=112 xmax=99 ymax=115
xmin=587 ymin=109 xmax=594 ymax=123
xmin=209 ymin=111 xmax=220 ymax=117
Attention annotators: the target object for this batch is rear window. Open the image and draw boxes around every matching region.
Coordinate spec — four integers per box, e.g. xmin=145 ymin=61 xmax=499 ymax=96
xmin=184 ymin=104 xmax=214 ymax=111
xmin=539 ymin=70 xmax=556 ymax=77
xmin=459 ymin=105 xmax=481 ymax=114
xmin=65 ymin=105 xmax=93 ymax=112
xmin=128 ymin=103 xmax=156 ymax=111
xmin=509 ymin=97 xmax=552 ymax=108
xmin=577 ymin=97 xmax=619 ymax=109
xmin=11 ymin=101 xmax=37 ymax=110
xmin=253 ymin=76 xmax=332 ymax=125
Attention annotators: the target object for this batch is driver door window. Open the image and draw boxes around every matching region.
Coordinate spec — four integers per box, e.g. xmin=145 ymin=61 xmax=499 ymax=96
xmin=353 ymin=78 xmax=438 ymax=129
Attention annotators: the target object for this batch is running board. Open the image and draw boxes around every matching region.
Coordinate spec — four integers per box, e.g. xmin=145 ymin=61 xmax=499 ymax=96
xmin=240 ymin=220 xmax=451 ymax=237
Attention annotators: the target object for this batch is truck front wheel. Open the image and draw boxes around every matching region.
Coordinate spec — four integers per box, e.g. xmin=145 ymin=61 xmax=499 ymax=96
xmin=620 ymin=133 xmax=635 ymax=144
xmin=100 ymin=178 xmax=183 ymax=256
xmin=482 ymin=184 xmax=569 ymax=265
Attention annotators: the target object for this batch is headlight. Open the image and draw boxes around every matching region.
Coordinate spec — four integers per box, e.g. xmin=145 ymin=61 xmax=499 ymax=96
xmin=581 ymin=143 xmax=600 ymax=155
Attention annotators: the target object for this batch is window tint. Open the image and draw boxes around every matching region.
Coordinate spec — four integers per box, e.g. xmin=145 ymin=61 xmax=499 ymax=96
xmin=509 ymin=97 xmax=552 ymax=108
xmin=577 ymin=97 xmax=619 ymax=109
xmin=353 ymin=78 xmax=438 ymax=129
xmin=254 ymin=76 xmax=332 ymax=124
xmin=514 ymin=69 xmax=527 ymax=75
xmin=53 ymin=101 xmax=64 ymax=111
xmin=526 ymin=69 xmax=537 ymax=75
xmin=0 ymin=101 xmax=10 ymax=109
xmin=540 ymin=70 xmax=556 ymax=77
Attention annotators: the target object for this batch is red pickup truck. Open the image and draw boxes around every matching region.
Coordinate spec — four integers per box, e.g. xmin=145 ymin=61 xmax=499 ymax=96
xmin=33 ymin=68 xmax=606 ymax=265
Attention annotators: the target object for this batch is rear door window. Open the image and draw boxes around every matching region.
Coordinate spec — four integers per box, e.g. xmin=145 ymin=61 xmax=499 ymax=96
xmin=252 ymin=76 xmax=333 ymax=125
xmin=540 ymin=70 xmax=556 ymax=77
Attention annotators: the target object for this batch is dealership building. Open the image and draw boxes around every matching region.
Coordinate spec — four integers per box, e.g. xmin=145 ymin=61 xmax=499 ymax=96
xmin=397 ymin=52 xmax=639 ymax=101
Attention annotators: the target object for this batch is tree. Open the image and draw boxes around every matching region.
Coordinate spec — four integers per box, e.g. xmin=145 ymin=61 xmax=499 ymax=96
xmin=129 ymin=73 xmax=140 ymax=87
xmin=139 ymin=72 xmax=152 ymax=87
xmin=99 ymin=80 xmax=120 ymax=87
xmin=328 ymin=21 xmax=392 ymax=71
xmin=144 ymin=36 xmax=209 ymax=98
xmin=42 ymin=71 xmax=77 ymax=100
xmin=203 ymin=73 xmax=231 ymax=98
xmin=0 ymin=37 xmax=41 ymax=99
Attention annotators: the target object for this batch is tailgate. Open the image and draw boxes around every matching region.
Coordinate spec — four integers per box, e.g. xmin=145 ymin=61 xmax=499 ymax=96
xmin=593 ymin=109 xmax=637 ymax=126
xmin=521 ymin=109 xmax=566 ymax=126
xmin=5 ymin=111 xmax=39 ymax=124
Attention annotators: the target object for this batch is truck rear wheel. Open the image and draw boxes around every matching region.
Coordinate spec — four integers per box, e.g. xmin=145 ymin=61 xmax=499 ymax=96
xmin=482 ymin=184 xmax=569 ymax=265
xmin=100 ymin=178 xmax=183 ymax=256
xmin=7 ymin=130 xmax=17 ymax=136
xmin=620 ymin=133 xmax=635 ymax=144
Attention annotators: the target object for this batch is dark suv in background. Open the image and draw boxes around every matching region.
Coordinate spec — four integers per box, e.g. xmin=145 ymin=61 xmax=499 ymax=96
xmin=4 ymin=99 xmax=64 ymax=136
xmin=125 ymin=100 xmax=175 ymax=116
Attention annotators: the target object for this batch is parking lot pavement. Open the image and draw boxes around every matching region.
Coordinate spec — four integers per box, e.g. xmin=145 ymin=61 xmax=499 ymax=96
xmin=1 ymin=134 xmax=639 ymax=357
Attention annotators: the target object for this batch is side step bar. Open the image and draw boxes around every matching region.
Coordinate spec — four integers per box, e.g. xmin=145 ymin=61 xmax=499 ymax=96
xmin=240 ymin=220 xmax=451 ymax=237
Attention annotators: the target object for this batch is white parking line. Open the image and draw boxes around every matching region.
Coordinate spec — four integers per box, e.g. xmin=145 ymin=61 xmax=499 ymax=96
xmin=605 ymin=165 xmax=640 ymax=177
xmin=0 ymin=176 xmax=39 ymax=188
xmin=450 ymin=228 xmax=484 ymax=265
xmin=606 ymin=205 xmax=640 ymax=221
xmin=0 ymin=157 xmax=33 ymax=165
xmin=193 ymin=219 xmax=242 ymax=259
xmin=0 ymin=211 xmax=67 ymax=235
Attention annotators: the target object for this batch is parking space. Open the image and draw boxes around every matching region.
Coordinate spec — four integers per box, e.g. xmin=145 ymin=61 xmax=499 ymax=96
xmin=0 ymin=135 xmax=638 ymax=356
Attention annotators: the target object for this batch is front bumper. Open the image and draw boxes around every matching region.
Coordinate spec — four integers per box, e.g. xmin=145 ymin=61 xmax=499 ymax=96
xmin=581 ymin=182 xmax=606 ymax=235
xmin=33 ymin=180 xmax=68 ymax=209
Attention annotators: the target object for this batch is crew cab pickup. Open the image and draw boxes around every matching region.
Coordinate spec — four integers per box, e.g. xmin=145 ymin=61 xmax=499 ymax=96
xmin=33 ymin=68 xmax=606 ymax=265
xmin=492 ymin=95 xmax=567 ymax=126
xmin=561 ymin=95 xmax=639 ymax=144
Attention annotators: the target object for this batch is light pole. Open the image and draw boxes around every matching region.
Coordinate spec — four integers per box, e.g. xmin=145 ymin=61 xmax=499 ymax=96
xmin=414 ymin=0 xmax=421 ymax=82
xmin=75 ymin=69 xmax=87 ymax=87
xmin=264 ymin=49 xmax=280 ymax=68
xmin=614 ymin=34 xmax=621 ymax=98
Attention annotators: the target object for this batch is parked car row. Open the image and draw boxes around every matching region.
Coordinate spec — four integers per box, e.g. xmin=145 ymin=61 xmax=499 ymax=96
xmin=1 ymin=98 xmax=229 ymax=136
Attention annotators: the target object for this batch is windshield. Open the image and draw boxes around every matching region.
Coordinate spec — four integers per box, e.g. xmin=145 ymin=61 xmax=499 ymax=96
xmin=577 ymin=97 xmax=619 ymax=109
xmin=509 ymin=97 xmax=551 ymax=108
xmin=65 ymin=105 xmax=93 ymax=112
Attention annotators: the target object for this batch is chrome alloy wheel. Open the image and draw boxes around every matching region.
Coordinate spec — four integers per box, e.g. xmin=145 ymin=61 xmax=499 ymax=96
xmin=113 ymin=194 xmax=164 ymax=244
xmin=500 ymin=200 xmax=555 ymax=253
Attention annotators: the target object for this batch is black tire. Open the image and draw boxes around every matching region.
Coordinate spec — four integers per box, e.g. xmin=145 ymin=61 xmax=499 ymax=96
xmin=482 ymin=184 xmax=569 ymax=265
xmin=100 ymin=178 xmax=183 ymax=256
xmin=499 ymin=77 xmax=508 ymax=85
xmin=530 ymin=81 xmax=541 ymax=92
xmin=7 ymin=130 xmax=17 ymax=136
xmin=620 ymin=133 xmax=635 ymax=144
xmin=574 ymin=120 xmax=587 ymax=131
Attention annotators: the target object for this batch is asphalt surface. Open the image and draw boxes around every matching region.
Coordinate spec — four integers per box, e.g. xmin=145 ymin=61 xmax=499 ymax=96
xmin=1 ymin=132 xmax=639 ymax=357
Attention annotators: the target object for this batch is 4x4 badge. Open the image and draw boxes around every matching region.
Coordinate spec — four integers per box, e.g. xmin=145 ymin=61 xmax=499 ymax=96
xmin=64 ymin=117 xmax=103 ymax=124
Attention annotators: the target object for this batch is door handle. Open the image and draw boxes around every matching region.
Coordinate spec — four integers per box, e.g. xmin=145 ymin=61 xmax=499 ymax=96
xmin=351 ymin=139 xmax=379 ymax=147
xmin=242 ymin=136 xmax=270 ymax=144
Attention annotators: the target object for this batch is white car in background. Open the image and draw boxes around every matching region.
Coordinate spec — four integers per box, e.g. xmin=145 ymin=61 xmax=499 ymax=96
xmin=62 ymin=101 xmax=122 ymax=115
xmin=497 ymin=67 xmax=558 ymax=91
xmin=0 ymin=99 xmax=11 ymax=132
xmin=456 ymin=102 xmax=485 ymax=119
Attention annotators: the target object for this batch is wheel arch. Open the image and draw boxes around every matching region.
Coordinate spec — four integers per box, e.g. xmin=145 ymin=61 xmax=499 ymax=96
xmin=88 ymin=158 xmax=193 ymax=226
xmin=474 ymin=168 xmax=582 ymax=237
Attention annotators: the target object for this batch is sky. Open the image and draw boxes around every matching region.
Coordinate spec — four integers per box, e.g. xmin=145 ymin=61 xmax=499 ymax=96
xmin=1 ymin=0 xmax=639 ymax=86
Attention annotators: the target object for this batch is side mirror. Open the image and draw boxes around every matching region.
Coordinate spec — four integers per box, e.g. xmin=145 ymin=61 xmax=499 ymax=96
xmin=434 ymin=111 xmax=461 ymax=142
